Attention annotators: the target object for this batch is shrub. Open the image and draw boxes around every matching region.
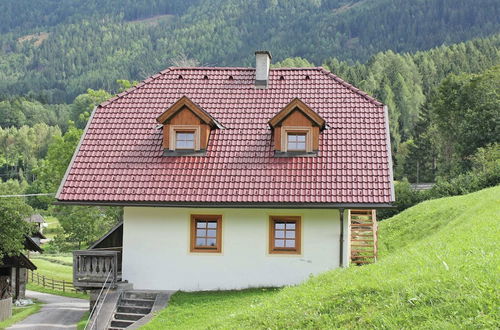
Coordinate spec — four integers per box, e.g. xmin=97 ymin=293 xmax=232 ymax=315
xmin=380 ymin=143 xmax=500 ymax=220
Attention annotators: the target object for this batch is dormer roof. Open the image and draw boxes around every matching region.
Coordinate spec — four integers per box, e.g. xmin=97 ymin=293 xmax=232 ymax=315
xmin=268 ymin=98 xmax=326 ymax=129
xmin=156 ymin=95 xmax=223 ymax=128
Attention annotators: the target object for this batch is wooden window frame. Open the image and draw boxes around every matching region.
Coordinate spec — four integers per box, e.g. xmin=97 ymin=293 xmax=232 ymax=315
xmin=170 ymin=125 xmax=201 ymax=151
xmin=269 ymin=216 xmax=301 ymax=254
xmin=190 ymin=214 xmax=222 ymax=253
xmin=280 ymin=126 xmax=312 ymax=152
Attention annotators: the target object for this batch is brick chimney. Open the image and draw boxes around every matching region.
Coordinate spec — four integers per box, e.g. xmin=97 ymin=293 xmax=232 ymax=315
xmin=255 ymin=51 xmax=272 ymax=89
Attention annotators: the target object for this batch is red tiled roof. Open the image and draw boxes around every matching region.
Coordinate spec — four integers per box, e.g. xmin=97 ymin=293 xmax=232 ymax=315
xmin=56 ymin=67 xmax=394 ymax=206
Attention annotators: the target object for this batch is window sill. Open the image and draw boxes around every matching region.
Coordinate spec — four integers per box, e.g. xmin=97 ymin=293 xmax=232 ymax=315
xmin=274 ymin=150 xmax=318 ymax=157
xmin=269 ymin=250 xmax=301 ymax=255
xmin=190 ymin=249 xmax=222 ymax=254
xmin=163 ymin=149 xmax=206 ymax=156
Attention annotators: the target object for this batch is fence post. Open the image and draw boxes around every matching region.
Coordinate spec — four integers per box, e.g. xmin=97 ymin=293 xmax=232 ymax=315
xmin=42 ymin=275 xmax=45 ymax=288
xmin=51 ymin=279 xmax=54 ymax=290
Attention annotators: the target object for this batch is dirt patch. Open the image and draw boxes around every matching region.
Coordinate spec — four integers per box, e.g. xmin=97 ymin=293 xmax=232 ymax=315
xmin=333 ymin=1 xmax=366 ymax=15
xmin=127 ymin=14 xmax=175 ymax=26
xmin=17 ymin=32 xmax=49 ymax=47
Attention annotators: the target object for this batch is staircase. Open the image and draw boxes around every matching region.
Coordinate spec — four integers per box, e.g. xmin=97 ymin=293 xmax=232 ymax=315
xmin=108 ymin=291 xmax=157 ymax=329
xmin=349 ymin=209 xmax=378 ymax=265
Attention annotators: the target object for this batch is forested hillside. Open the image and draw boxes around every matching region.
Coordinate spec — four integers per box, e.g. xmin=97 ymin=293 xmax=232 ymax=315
xmin=0 ymin=0 xmax=499 ymax=102
xmin=324 ymin=35 xmax=500 ymax=181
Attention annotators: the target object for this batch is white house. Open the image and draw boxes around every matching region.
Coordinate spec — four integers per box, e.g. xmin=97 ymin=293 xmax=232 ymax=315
xmin=57 ymin=51 xmax=394 ymax=292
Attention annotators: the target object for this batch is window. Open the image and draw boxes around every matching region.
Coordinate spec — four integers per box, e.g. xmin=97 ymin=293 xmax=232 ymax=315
xmin=269 ymin=216 xmax=301 ymax=254
xmin=287 ymin=133 xmax=307 ymax=151
xmin=190 ymin=215 xmax=222 ymax=253
xmin=169 ymin=125 xmax=201 ymax=151
xmin=280 ymin=127 xmax=313 ymax=153
xmin=175 ymin=131 xmax=195 ymax=149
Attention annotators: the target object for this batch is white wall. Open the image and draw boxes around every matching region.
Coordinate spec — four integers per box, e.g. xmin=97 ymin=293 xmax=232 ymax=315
xmin=122 ymin=207 xmax=343 ymax=291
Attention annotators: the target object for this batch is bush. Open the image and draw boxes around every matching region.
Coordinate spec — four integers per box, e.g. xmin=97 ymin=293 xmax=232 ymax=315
xmin=380 ymin=143 xmax=500 ymax=220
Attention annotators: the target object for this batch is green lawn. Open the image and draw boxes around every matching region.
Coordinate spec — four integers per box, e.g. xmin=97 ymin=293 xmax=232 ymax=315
xmin=29 ymin=258 xmax=73 ymax=282
xmin=33 ymin=254 xmax=73 ymax=267
xmin=142 ymin=186 xmax=500 ymax=329
xmin=26 ymin=283 xmax=89 ymax=300
xmin=28 ymin=254 xmax=89 ymax=299
xmin=42 ymin=216 xmax=62 ymax=240
xmin=0 ymin=300 xmax=42 ymax=330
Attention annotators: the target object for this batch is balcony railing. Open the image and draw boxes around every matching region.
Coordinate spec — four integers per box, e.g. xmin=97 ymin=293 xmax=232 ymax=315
xmin=73 ymin=250 xmax=121 ymax=288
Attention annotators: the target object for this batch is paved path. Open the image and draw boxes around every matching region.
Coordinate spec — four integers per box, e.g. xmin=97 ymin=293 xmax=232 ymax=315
xmin=8 ymin=290 xmax=88 ymax=330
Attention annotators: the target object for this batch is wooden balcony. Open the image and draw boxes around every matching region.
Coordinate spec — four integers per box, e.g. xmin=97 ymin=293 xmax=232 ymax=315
xmin=73 ymin=250 xmax=122 ymax=288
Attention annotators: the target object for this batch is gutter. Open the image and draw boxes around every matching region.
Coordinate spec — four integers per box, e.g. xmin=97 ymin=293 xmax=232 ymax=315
xmin=54 ymin=200 xmax=395 ymax=209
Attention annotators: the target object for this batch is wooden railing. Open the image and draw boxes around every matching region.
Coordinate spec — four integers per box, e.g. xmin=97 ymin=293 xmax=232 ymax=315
xmin=73 ymin=250 xmax=120 ymax=288
xmin=28 ymin=271 xmax=78 ymax=293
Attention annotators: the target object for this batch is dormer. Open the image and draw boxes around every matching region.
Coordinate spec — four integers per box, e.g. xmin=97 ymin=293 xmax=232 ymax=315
xmin=157 ymin=96 xmax=221 ymax=155
xmin=268 ymin=98 xmax=326 ymax=156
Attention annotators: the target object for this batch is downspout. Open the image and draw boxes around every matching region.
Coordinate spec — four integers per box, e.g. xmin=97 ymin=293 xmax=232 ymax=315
xmin=339 ymin=208 xmax=344 ymax=268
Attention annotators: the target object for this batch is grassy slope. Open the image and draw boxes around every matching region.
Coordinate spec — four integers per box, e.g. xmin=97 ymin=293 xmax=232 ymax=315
xmin=143 ymin=186 xmax=500 ymax=329
xmin=42 ymin=216 xmax=62 ymax=240
xmin=28 ymin=254 xmax=89 ymax=299
xmin=29 ymin=258 xmax=72 ymax=282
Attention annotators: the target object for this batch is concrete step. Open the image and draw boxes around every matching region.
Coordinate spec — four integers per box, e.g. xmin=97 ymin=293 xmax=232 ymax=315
xmin=114 ymin=312 xmax=146 ymax=321
xmin=117 ymin=305 xmax=152 ymax=314
xmin=120 ymin=298 xmax=155 ymax=307
xmin=110 ymin=319 xmax=134 ymax=328
xmin=123 ymin=291 xmax=157 ymax=300
xmin=116 ymin=282 xmax=134 ymax=291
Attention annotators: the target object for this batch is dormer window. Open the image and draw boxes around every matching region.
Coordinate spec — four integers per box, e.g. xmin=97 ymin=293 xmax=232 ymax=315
xmin=175 ymin=131 xmax=195 ymax=149
xmin=156 ymin=96 xmax=222 ymax=155
xmin=287 ymin=132 xmax=307 ymax=151
xmin=268 ymin=98 xmax=326 ymax=156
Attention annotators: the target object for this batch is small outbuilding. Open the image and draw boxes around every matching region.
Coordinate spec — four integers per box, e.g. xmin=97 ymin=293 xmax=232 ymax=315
xmin=0 ymin=235 xmax=41 ymax=300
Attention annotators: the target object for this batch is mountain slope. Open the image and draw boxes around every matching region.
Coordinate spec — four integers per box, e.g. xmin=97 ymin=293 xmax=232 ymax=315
xmin=143 ymin=186 xmax=500 ymax=329
xmin=0 ymin=0 xmax=499 ymax=101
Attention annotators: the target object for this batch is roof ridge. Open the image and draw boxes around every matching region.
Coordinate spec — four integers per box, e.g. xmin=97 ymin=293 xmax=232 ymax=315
xmin=270 ymin=67 xmax=323 ymax=71
xmin=169 ymin=66 xmax=254 ymax=70
xmin=318 ymin=67 xmax=383 ymax=106
xmin=98 ymin=68 xmax=174 ymax=108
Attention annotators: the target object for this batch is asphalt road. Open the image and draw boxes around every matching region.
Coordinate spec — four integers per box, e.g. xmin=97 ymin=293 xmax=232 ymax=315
xmin=7 ymin=290 xmax=88 ymax=330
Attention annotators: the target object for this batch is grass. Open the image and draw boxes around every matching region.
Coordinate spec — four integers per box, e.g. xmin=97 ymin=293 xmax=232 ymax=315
xmin=29 ymin=258 xmax=73 ymax=282
xmin=76 ymin=311 xmax=90 ymax=330
xmin=42 ymin=216 xmax=62 ymax=240
xmin=142 ymin=289 xmax=280 ymax=329
xmin=0 ymin=300 xmax=42 ymax=330
xmin=142 ymin=186 xmax=500 ymax=329
xmin=32 ymin=254 xmax=73 ymax=267
xmin=26 ymin=283 xmax=89 ymax=300
xmin=28 ymin=253 xmax=89 ymax=300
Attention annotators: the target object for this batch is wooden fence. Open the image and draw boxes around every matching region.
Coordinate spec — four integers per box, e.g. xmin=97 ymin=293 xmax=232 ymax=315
xmin=27 ymin=270 xmax=78 ymax=293
xmin=0 ymin=297 xmax=12 ymax=322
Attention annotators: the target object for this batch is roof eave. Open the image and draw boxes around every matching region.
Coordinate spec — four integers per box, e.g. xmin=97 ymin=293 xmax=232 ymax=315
xmin=54 ymin=200 xmax=395 ymax=209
